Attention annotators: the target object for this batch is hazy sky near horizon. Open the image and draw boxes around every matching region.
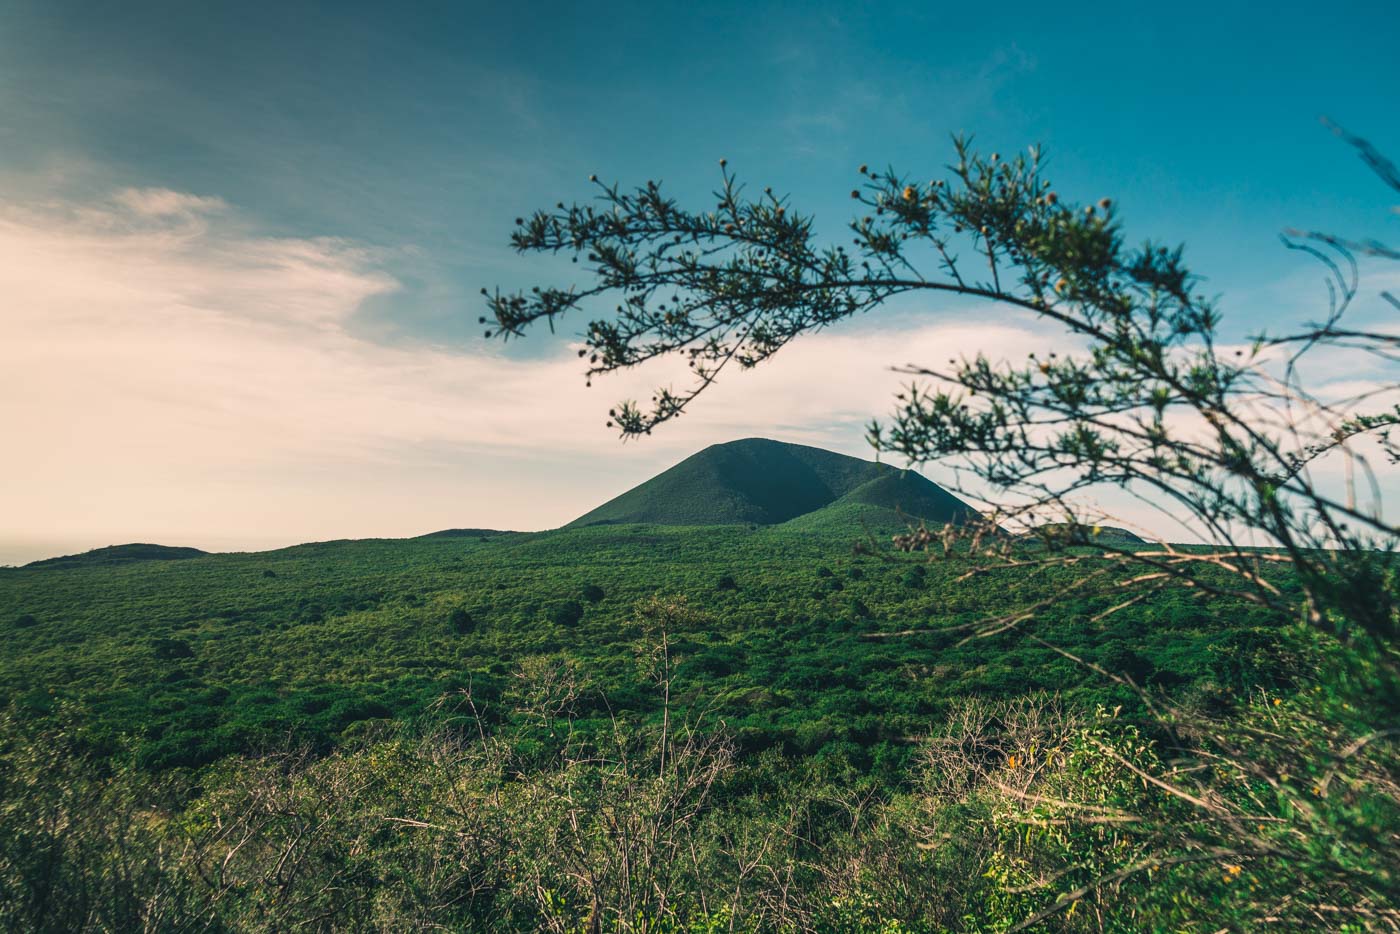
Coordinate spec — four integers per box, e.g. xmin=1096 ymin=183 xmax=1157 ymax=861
xmin=2 ymin=0 xmax=1398 ymax=564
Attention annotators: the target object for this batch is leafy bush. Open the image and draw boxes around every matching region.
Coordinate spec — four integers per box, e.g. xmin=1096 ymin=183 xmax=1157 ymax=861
xmin=448 ymin=606 xmax=474 ymax=633
xmin=548 ymin=600 xmax=585 ymax=627
xmin=150 ymin=638 xmax=194 ymax=661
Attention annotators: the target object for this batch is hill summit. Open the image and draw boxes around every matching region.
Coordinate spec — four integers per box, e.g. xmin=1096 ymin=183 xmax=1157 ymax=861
xmin=25 ymin=543 xmax=208 ymax=570
xmin=569 ymin=438 xmax=975 ymax=529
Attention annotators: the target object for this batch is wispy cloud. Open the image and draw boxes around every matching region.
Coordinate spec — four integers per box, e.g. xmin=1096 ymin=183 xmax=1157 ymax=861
xmin=113 ymin=187 xmax=227 ymax=218
xmin=0 ymin=186 xmax=1070 ymax=560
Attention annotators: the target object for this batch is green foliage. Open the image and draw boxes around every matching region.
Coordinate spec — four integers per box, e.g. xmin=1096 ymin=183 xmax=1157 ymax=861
xmin=549 ymin=599 xmax=586 ymax=627
xmin=0 ymin=523 xmax=1287 ymax=780
xmin=2 ymin=675 xmax=1392 ymax=931
xmin=449 ymin=606 xmax=475 ymax=633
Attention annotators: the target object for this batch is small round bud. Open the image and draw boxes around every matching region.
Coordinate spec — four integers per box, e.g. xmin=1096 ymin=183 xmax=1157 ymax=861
xmin=858 ymin=163 xmax=868 ymax=174
xmin=1045 ymin=192 xmax=1058 ymax=205
xmin=902 ymin=185 xmax=916 ymax=201
xmin=514 ymin=217 xmax=523 ymax=225
xmin=719 ymin=158 xmax=727 ymax=168
xmin=588 ymin=174 xmax=597 ymax=182
xmin=851 ymin=190 xmax=860 ymax=199
xmin=1098 ymin=198 xmax=1112 ymax=210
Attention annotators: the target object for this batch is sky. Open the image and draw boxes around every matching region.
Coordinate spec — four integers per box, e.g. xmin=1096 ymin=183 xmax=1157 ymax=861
xmin=2 ymin=0 xmax=1397 ymax=564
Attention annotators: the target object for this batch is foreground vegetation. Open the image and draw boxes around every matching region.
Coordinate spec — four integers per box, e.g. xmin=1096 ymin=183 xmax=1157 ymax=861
xmin=3 ymin=521 xmax=1394 ymax=930
xmin=0 ymin=521 xmax=1283 ymax=777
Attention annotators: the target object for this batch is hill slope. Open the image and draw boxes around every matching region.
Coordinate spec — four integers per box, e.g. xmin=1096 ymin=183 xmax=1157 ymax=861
xmin=570 ymin=437 xmax=974 ymax=528
xmin=25 ymin=543 xmax=208 ymax=570
xmin=776 ymin=470 xmax=979 ymax=537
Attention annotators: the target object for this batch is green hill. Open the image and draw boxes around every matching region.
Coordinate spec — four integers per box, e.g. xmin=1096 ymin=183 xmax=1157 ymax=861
xmin=1024 ymin=524 xmax=1149 ymax=546
xmin=24 ymin=543 xmax=208 ymax=570
xmin=414 ymin=528 xmax=516 ymax=540
xmin=569 ymin=437 xmax=975 ymax=528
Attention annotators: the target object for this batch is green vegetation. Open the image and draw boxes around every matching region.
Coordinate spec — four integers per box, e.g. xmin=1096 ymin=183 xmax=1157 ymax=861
xmin=1 ymin=532 xmax=1391 ymax=931
xmin=2 ymin=515 xmax=1270 ymax=776
xmin=0 ymin=518 xmax=1356 ymax=931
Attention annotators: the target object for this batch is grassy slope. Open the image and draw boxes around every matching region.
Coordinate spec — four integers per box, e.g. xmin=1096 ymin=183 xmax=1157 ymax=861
xmin=568 ymin=437 xmax=973 ymax=527
xmin=25 ymin=543 xmax=208 ymax=569
xmin=0 ymin=522 xmax=1288 ymax=773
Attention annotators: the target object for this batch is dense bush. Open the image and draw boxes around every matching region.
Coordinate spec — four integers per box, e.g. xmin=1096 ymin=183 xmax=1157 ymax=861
xmin=449 ymin=606 xmax=475 ymax=633
xmin=3 ymin=664 xmax=1393 ymax=932
xmin=548 ymin=599 xmax=585 ymax=627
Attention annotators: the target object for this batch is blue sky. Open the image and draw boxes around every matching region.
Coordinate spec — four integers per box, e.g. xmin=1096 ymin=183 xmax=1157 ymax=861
xmin=2 ymin=0 xmax=1397 ymax=560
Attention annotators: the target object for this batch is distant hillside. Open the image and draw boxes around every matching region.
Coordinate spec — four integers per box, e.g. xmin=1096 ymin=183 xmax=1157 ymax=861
xmin=25 ymin=543 xmax=208 ymax=570
xmin=415 ymin=528 xmax=515 ymax=540
xmin=570 ymin=438 xmax=975 ymax=528
xmin=1024 ymin=524 xmax=1148 ymax=546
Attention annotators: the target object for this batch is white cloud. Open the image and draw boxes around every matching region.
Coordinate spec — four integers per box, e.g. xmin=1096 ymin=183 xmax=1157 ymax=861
xmin=0 ymin=187 xmax=1093 ymax=562
xmin=113 ymin=187 xmax=227 ymax=218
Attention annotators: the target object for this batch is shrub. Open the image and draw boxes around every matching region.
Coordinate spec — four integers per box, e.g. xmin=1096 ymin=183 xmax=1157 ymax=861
xmin=548 ymin=600 xmax=585 ymax=627
xmin=151 ymin=638 xmax=194 ymax=660
xmin=448 ymin=607 xmax=475 ymax=633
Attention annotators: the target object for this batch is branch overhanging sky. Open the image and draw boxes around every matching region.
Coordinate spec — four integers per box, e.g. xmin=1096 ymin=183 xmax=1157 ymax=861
xmin=2 ymin=0 xmax=1397 ymax=563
